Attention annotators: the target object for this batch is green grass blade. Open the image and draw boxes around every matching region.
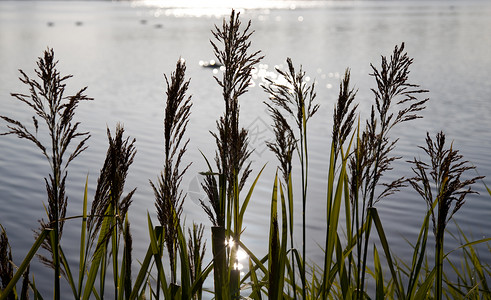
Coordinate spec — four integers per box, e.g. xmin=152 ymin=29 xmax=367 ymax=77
xmin=78 ymin=176 xmax=89 ymax=297
xmin=414 ymin=269 xmax=436 ymax=299
xmin=59 ymin=246 xmax=78 ymax=298
xmin=374 ymin=245 xmax=384 ymax=300
xmin=290 ymin=248 xmax=304 ymax=296
xmin=112 ymin=218 xmax=119 ymax=299
xmin=483 ymin=181 xmax=491 ymax=197
xmin=146 ymin=214 xmax=170 ymax=299
xmin=129 ymin=246 xmax=153 ymax=300
xmin=334 ymin=233 xmax=348 ymax=299
xmin=322 ymin=144 xmax=347 ymax=298
xmin=369 ymin=207 xmax=404 ymax=299
xmin=268 ymin=172 xmax=279 ymax=299
xmin=99 ymin=243 xmax=107 ymax=297
xmin=248 ymin=258 xmax=263 ymax=300
xmin=407 ymin=209 xmax=430 ymax=299
xmin=286 ymin=172 xmax=297 ymax=299
xmin=119 ymin=217 xmax=131 ymax=300
xmin=30 ymin=276 xmax=44 ymax=300
xmin=82 ymin=206 xmax=113 ymax=300
xmin=279 ymin=182 xmax=288 ymax=298
xmin=239 ymin=164 xmax=266 ymax=230
xmin=454 ymin=224 xmax=490 ymax=294
xmin=191 ymin=262 xmax=213 ymax=296
xmin=237 ymin=239 xmax=268 ymax=276
xmin=0 ymin=229 xmax=51 ymax=300
xmin=444 ymin=237 xmax=491 ymax=258
xmin=176 ymin=224 xmax=191 ymax=299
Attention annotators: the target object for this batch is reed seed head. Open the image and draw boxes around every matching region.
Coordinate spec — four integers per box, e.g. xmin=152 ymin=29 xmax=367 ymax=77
xmin=263 ymin=58 xmax=319 ymax=133
xmin=0 ymin=226 xmax=13 ymax=293
xmin=201 ymin=10 xmax=262 ymax=227
xmin=1 ymin=48 xmax=92 ymax=273
xmin=332 ymin=68 xmax=358 ymax=159
xmin=151 ymin=58 xmax=193 ymax=281
xmin=88 ymin=124 xmax=136 ymax=248
xmin=408 ymin=131 xmax=484 ymax=237
xmin=266 ymin=106 xmax=296 ymax=184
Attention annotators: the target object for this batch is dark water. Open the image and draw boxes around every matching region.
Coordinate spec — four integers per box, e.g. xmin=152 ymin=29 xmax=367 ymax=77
xmin=1 ymin=0 xmax=490 ymax=297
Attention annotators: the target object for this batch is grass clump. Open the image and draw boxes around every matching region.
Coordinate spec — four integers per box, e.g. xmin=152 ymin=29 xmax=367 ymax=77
xmin=1 ymin=10 xmax=490 ymax=300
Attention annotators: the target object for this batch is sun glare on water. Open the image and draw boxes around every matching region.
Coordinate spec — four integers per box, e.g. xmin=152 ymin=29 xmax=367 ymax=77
xmin=132 ymin=0 xmax=325 ymax=17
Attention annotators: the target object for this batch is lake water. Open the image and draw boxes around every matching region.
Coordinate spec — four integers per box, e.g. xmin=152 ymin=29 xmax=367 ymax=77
xmin=1 ymin=0 xmax=490 ymax=297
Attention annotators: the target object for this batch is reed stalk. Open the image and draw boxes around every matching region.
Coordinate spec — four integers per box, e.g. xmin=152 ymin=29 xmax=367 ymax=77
xmin=263 ymin=58 xmax=319 ymax=298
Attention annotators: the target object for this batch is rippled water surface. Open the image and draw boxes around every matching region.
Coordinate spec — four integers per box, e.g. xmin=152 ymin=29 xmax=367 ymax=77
xmin=1 ymin=0 xmax=490 ymax=297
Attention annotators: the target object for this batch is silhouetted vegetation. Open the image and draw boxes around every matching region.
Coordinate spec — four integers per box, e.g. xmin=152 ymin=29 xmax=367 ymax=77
xmin=1 ymin=10 xmax=490 ymax=300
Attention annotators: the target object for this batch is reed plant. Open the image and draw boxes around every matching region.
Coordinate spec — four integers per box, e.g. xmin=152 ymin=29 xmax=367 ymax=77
xmin=147 ymin=57 xmax=210 ymax=300
xmin=349 ymin=43 xmax=429 ymax=299
xmin=320 ymin=68 xmax=357 ymax=299
xmin=0 ymin=48 xmax=91 ymax=300
xmin=265 ymin=90 xmax=297 ymax=297
xmin=408 ymin=131 xmax=484 ymax=300
xmin=82 ymin=124 xmax=136 ymax=300
xmin=263 ymin=57 xmax=319 ymax=299
xmin=199 ymin=9 xmax=263 ymax=299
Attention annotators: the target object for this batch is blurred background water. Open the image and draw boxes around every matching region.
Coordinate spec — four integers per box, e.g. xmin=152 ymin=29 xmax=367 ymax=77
xmin=1 ymin=0 xmax=490 ymax=297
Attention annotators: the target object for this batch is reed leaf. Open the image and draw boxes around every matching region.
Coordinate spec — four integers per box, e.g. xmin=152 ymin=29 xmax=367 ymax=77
xmin=129 ymin=245 xmax=154 ymax=300
xmin=238 ymin=164 xmax=266 ymax=233
xmin=414 ymin=269 xmax=435 ymax=299
xmin=369 ymin=207 xmax=404 ymax=298
xmin=248 ymin=258 xmax=263 ymax=300
xmin=146 ymin=214 xmax=170 ymax=299
xmin=267 ymin=172 xmax=288 ymax=300
xmin=0 ymin=229 xmax=51 ymax=300
xmin=77 ymin=176 xmax=89 ymax=296
xmin=405 ymin=209 xmax=430 ymax=299
xmin=58 ymin=246 xmax=77 ymax=298
xmin=30 ymin=276 xmax=43 ymax=300
xmin=82 ymin=204 xmax=112 ymax=300
xmin=176 ymin=223 xmax=191 ymax=299
xmin=373 ymin=245 xmax=384 ymax=300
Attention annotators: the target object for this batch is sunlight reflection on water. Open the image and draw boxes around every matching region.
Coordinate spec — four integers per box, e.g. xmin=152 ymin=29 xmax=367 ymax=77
xmin=132 ymin=0 xmax=327 ymax=17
